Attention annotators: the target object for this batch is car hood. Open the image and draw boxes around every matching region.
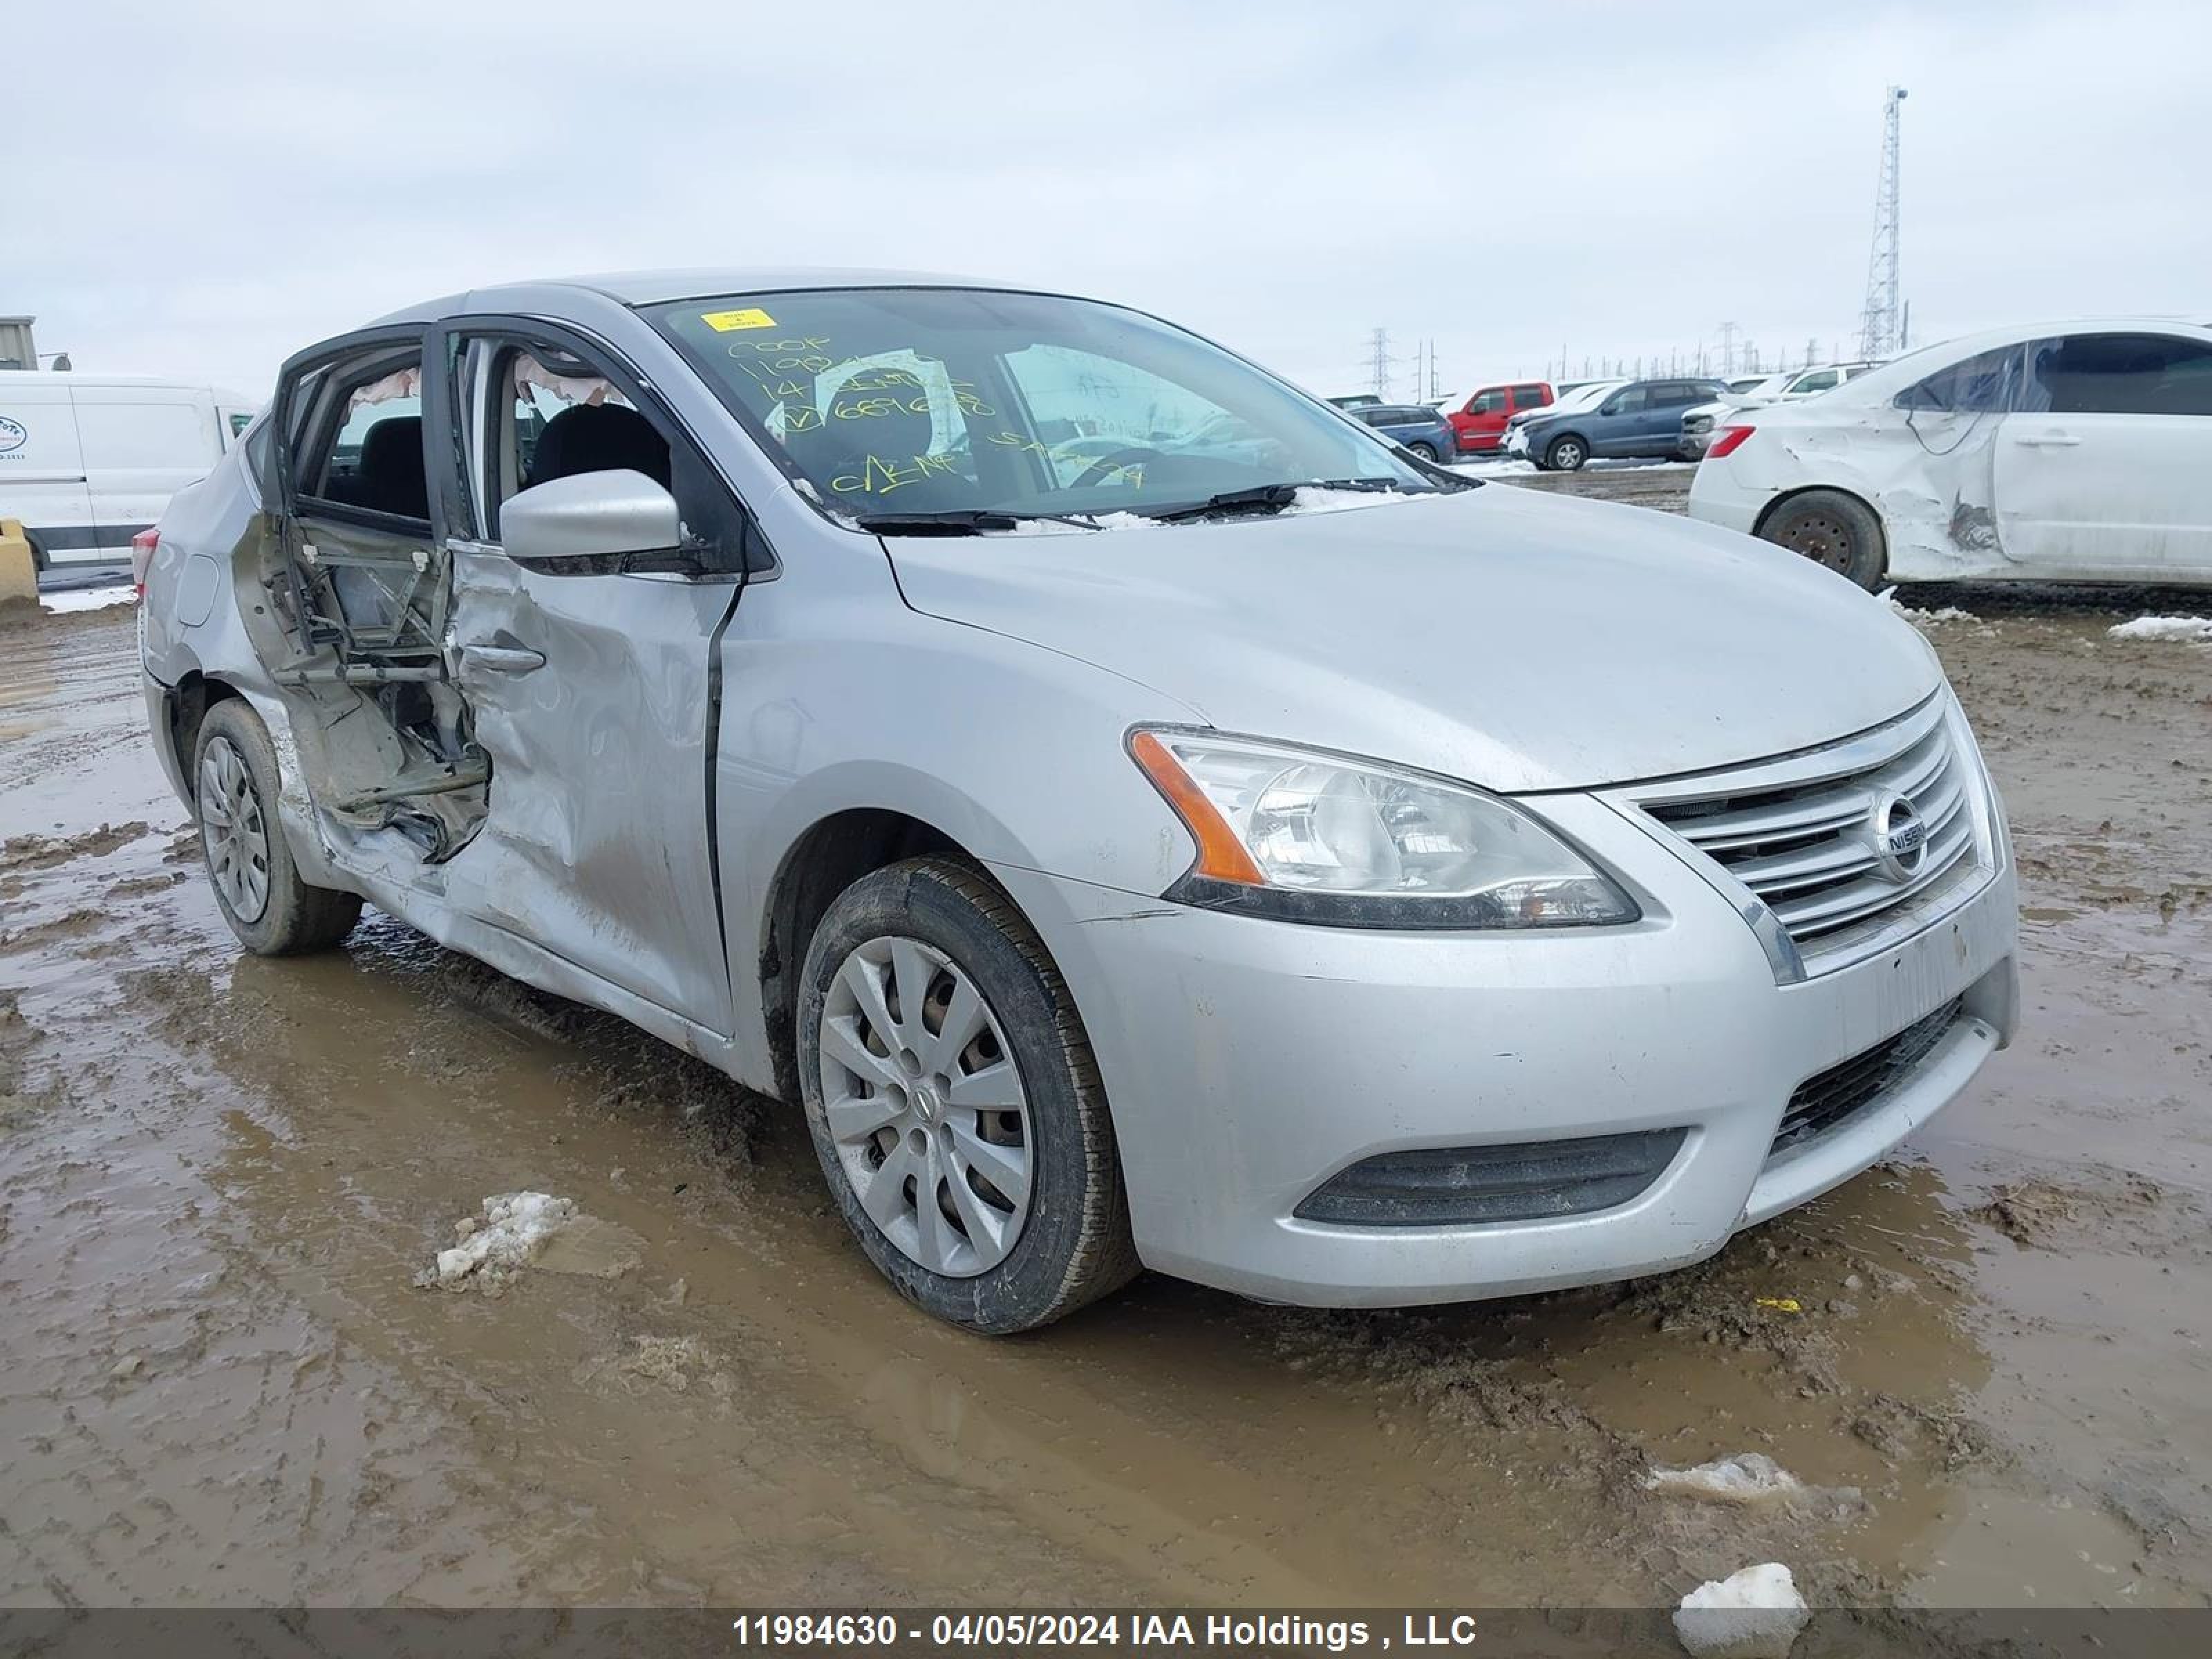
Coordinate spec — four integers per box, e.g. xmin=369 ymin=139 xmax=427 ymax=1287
xmin=885 ymin=485 xmax=1942 ymax=793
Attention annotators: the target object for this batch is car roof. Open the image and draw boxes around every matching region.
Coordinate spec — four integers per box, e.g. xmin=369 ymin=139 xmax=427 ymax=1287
xmin=370 ymin=266 xmax=1050 ymax=327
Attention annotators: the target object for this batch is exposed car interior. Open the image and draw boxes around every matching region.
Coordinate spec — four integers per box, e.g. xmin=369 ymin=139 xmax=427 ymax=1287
xmin=324 ymin=413 xmax=431 ymax=518
xmin=250 ymin=348 xmax=684 ymax=869
xmin=527 ymin=402 xmax=672 ymax=491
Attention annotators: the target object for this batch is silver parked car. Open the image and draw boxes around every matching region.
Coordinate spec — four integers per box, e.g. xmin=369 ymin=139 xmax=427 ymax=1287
xmin=140 ymin=270 xmax=2019 ymax=1332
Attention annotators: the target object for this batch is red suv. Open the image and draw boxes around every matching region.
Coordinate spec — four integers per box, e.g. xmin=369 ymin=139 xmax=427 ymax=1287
xmin=1445 ymin=381 xmax=1554 ymax=455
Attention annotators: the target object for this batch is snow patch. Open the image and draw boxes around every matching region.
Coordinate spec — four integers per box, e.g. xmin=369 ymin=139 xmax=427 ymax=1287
xmin=41 ymin=586 xmax=137 ymax=615
xmin=1283 ymin=485 xmax=1430 ymax=516
xmin=1876 ymin=587 xmax=1976 ymax=626
xmin=423 ymin=1192 xmax=578 ymax=1288
xmin=1644 ymin=1452 xmax=1802 ymax=1505
xmin=2108 ymin=615 xmax=2212 ymax=644
xmin=1674 ymin=1563 xmax=1810 ymax=1659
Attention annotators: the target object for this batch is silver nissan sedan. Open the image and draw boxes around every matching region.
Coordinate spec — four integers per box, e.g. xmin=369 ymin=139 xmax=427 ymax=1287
xmin=138 ymin=269 xmax=2019 ymax=1332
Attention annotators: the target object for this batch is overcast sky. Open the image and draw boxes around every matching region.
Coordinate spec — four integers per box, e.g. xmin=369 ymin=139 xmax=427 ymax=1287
xmin=17 ymin=1 xmax=2209 ymax=403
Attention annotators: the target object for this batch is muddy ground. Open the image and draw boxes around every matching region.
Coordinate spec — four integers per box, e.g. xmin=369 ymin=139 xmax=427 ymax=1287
xmin=2 ymin=489 xmax=2208 ymax=1620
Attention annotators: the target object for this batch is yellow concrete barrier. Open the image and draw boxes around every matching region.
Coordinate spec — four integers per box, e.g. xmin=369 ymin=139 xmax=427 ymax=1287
xmin=0 ymin=518 xmax=38 ymax=610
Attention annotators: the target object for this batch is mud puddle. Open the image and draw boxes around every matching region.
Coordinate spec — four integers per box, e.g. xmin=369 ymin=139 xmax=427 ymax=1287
xmin=2 ymin=602 xmax=2209 ymax=1613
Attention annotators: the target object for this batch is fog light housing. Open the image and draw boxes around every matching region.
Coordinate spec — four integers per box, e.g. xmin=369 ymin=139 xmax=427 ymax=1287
xmin=1293 ymin=1128 xmax=1687 ymax=1226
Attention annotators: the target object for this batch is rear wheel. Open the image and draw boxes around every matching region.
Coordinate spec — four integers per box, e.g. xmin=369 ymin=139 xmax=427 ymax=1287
xmin=1544 ymin=434 xmax=1588 ymax=471
xmin=1407 ymin=441 xmax=1438 ymax=462
xmin=1759 ymin=489 xmax=1886 ymax=590
xmin=194 ymin=699 xmax=363 ymax=955
xmin=798 ymin=856 xmax=1138 ymax=1333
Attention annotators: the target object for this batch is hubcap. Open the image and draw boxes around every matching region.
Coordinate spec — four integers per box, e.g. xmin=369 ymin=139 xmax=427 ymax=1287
xmin=1784 ymin=514 xmax=1850 ymax=573
xmin=817 ymin=936 xmax=1033 ymax=1277
xmin=198 ymin=735 xmax=270 ymax=924
xmin=1555 ymin=441 xmax=1582 ymax=467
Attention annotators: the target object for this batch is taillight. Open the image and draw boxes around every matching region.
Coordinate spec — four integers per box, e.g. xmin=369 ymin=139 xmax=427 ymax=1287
xmin=130 ymin=528 xmax=160 ymax=599
xmin=1706 ymin=424 xmax=1756 ymax=460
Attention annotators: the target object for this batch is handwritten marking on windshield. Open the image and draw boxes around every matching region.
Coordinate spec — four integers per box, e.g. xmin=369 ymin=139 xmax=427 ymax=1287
xmin=830 ymin=452 xmax=965 ymax=495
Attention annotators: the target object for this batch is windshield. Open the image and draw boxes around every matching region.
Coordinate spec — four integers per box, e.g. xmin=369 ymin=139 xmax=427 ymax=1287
xmin=648 ymin=288 xmax=1441 ymax=525
xmin=1553 ymin=382 xmax=1620 ymax=413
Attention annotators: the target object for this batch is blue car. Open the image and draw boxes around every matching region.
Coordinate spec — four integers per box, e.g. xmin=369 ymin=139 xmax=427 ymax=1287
xmin=1518 ymin=377 xmax=1726 ymax=471
xmin=1351 ymin=402 xmax=1456 ymax=462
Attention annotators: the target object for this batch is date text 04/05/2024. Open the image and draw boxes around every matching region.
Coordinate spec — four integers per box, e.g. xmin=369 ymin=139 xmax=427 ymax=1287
xmin=728 ymin=1613 xmax=1487 ymax=1650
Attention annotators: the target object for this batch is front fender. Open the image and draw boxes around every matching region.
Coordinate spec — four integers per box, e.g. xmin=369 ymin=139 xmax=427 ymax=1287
xmin=715 ymin=609 xmax=1205 ymax=1087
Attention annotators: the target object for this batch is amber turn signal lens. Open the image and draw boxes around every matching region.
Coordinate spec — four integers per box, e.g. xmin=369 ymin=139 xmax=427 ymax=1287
xmin=1128 ymin=730 xmax=1266 ymax=886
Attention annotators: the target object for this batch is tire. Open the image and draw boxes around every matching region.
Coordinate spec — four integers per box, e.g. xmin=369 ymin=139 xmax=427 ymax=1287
xmin=24 ymin=530 xmax=48 ymax=574
xmin=193 ymin=699 xmax=364 ymax=955
xmin=1544 ymin=434 xmax=1588 ymax=471
xmin=1758 ymin=489 xmax=1886 ymax=590
xmin=1407 ymin=441 xmax=1438 ymax=462
xmin=798 ymin=856 xmax=1138 ymax=1333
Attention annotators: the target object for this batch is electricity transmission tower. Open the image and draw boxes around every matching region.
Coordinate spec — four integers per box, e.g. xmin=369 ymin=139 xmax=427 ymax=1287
xmin=1366 ymin=328 xmax=1393 ymax=397
xmin=1716 ymin=321 xmax=1739 ymax=376
xmin=1857 ymin=86 xmax=1907 ymax=360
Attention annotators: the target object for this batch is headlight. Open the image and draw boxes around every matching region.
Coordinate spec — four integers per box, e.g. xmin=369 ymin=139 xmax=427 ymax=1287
xmin=1128 ymin=729 xmax=1638 ymax=930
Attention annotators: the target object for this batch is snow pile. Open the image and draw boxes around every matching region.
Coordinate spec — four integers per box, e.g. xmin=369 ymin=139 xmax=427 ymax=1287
xmin=1673 ymin=1563 xmax=1810 ymax=1659
xmin=1876 ymin=587 xmax=1976 ymax=626
xmin=1645 ymin=1452 xmax=1803 ymax=1506
xmin=425 ymin=1192 xmax=578 ymax=1288
xmin=41 ymin=586 xmax=137 ymax=615
xmin=1284 ymin=485 xmax=1426 ymax=516
xmin=2108 ymin=615 xmax=2212 ymax=644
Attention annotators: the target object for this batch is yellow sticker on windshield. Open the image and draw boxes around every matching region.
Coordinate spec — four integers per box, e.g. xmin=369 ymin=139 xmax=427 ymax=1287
xmin=702 ymin=308 xmax=777 ymax=332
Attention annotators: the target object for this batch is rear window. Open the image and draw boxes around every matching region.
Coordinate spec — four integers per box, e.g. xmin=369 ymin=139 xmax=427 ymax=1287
xmin=1896 ymin=346 xmax=2023 ymax=413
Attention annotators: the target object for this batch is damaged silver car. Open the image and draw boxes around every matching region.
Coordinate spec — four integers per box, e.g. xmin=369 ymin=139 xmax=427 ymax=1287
xmin=142 ymin=270 xmax=2018 ymax=1332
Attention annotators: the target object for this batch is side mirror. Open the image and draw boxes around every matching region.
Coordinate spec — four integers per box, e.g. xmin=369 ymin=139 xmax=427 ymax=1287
xmin=1597 ymin=398 xmax=1622 ymax=415
xmin=502 ymin=469 xmax=689 ymax=572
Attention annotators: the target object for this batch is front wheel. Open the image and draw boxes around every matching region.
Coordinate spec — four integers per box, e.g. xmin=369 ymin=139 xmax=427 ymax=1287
xmin=194 ymin=699 xmax=363 ymax=955
xmin=798 ymin=856 xmax=1138 ymax=1333
xmin=1544 ymin=435 xmax=1588 ymax=471
xmin=1759 ymin=489 xmax=1886 ymax=590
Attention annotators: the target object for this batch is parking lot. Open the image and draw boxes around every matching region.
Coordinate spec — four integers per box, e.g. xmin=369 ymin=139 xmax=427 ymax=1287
xmin=4 ymin=463 xmax=2206 ymax=1617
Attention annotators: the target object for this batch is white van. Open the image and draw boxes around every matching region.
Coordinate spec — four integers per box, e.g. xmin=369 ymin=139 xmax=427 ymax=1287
xmin=0 ymin=373 xmax=261 ymax=567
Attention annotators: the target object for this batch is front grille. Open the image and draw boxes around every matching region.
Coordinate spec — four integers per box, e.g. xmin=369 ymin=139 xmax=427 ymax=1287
xmin=1771 ymin=997 xmax=1962 ymax=1156
xmin=1636 ymin=697 xmax=1983 ymax=968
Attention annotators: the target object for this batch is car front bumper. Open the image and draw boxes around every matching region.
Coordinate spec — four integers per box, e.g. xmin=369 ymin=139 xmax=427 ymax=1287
xmin=993 ymin=789 xmax=2017 ymax=1308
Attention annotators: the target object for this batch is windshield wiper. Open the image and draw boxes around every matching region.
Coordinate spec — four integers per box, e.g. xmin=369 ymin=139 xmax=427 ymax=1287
xmin=1142 ymin=477 xmax=1409 ymax=524
xmin=852 ymin=509 xmax=1104 ymax=536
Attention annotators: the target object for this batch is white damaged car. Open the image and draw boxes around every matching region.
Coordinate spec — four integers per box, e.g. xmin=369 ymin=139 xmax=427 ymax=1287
xmin=1688 ymin=321 xmax=2212 ymax=588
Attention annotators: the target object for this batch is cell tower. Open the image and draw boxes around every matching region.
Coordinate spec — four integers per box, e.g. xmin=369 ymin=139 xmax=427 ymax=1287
xmin=1857 ymin=86 xmax=1907 ymax=360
